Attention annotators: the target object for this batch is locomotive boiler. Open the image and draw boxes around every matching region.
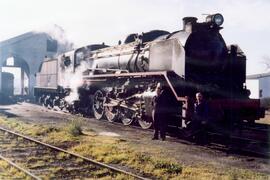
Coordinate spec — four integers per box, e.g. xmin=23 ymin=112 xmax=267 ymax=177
xmin=34 ymin=13 xmax=265 ymax=131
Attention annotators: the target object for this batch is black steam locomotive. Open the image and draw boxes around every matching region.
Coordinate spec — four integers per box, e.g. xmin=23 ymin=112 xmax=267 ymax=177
xmin=34 ymin=13 xmax=264 ymax=132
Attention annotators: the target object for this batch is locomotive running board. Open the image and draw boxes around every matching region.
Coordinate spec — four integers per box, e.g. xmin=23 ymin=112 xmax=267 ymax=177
xmin=83 ymin=71 xmax=187 ymax=102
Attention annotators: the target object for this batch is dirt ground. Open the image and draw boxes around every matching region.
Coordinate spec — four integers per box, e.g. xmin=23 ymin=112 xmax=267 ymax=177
xmin=257 ymin=110 xmax=270 ymax=125
xmin=0 ymin=102 xmax=270 ymax=175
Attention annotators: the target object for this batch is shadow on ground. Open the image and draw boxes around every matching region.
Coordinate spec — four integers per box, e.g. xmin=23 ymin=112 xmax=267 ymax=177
xmin=0 ymin=108 xmax=18 ymax=118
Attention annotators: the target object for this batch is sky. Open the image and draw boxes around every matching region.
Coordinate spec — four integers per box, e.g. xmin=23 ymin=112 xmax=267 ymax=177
xmin=0 ymin=0 xmax=269 ymax=75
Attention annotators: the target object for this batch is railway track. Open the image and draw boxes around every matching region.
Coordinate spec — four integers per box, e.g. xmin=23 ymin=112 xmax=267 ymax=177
xmin=206 ymin=122 xmax=270 ymax=157
xmin=0 ymin=126 xmax=150 ymax=180
xmin=114 ymin=119 xmax=270 ymax=157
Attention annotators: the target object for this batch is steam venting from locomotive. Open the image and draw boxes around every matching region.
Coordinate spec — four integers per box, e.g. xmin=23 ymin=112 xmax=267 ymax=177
xmin=64 ymin=61 xmax=91 ymax=103
xmin=33 ymin=24 xmax=74 ymax=55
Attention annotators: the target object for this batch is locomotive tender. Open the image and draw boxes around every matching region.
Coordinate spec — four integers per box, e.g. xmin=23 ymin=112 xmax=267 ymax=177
xmin=34 ymin=13 xmax=265 ymax=131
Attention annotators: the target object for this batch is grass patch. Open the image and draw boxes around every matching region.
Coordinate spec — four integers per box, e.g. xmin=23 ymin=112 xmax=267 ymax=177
xmin=180 ymin=166 xmax=270 ymax=180
xmin=56 ymin=152 xmax=71 ymax=160
xmin=154 ymin=160 xmax=182 ymax=174
xmin=70 ymin=135 xmax=182 ymax=179
xmin=0 ymin=160 xmax=31 ymax=179
xmin=0 ymin=116 xmax=81 ymax=145
xmin=126 ymin=152 xmax=182 ymax=178
xmin=0 ymin=117 xmax=59 ymax=138
xmin=0 ymin=115 xmax=269 ymax=179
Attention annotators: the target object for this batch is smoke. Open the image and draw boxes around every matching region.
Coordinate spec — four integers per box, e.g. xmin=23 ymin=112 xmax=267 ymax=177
xmin=141 ymin=88 xmax=157 ymax=97
xmin=63 ymin=61 xmax=90 ymax=103
xmin=33 ymin=24 xmax=74 ymax=54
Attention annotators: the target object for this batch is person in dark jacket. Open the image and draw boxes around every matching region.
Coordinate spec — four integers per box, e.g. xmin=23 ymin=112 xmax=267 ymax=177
xmin=152 ymin=84 xmax=170 ymax=141
xmin=185 ymin=92 xmax=209 ymax=140
xmin=194 ymin=92 xmax=209 ymax=124
xmin=191 ymin=92 xmax=209 ymax=143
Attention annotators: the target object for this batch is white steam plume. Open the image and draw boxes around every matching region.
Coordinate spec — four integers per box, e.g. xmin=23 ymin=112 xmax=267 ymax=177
xmin=63 ymin=61 xmax=90 ymax=103
xmin=33 ymin=24 xmax=74 ymax=54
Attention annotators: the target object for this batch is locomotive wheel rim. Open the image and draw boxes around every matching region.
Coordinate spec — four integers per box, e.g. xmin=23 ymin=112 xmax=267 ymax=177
xmin=43 ymin=97 xmax=50 ymax=107
xmin=92 ymin=90 xmax=105 ymax=120
xmin=52 ymin=98 xmax=57 ymax=108
xmin=122 ymin=118 xmax=133 ymax=126
xmin=138 ymin=119 xmax=152 ymax=129
xmin=119 ymin=108 xmax=134 ymax=125
xmin=46 ymin=97 xmax=53 ymax=108
xmin=104 ymin=106 xmax=119 ymax=122
xmin=59 ymin=99 xmax=66 ymax=110
xmin=49 ymin=97 xmax=54 ymax=108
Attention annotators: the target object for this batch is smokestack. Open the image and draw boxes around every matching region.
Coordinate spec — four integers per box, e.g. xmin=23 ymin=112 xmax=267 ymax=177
xmin=182 ymin=17 xmax=197 ymax=32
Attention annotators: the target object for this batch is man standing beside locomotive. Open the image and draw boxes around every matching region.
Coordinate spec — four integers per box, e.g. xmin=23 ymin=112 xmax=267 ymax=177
xmin=191 ymin=92 xmax=209 ymax=142
xmin=194 ymin=92 xmax=209 ymax=125
xmin=152 ymin=83 xmax=170 ymax=141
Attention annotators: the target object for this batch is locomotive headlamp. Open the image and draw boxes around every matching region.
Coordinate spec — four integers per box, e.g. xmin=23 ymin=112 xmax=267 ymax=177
xmin=206 ymin=13 xmax=224 ymax=26
xmin=213 ymin=13 xmax=224 ymax=26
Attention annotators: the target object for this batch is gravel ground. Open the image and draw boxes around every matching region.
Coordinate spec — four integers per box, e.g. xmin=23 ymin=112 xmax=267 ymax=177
xmin=0 ymin=102 xmax=269 ymax=174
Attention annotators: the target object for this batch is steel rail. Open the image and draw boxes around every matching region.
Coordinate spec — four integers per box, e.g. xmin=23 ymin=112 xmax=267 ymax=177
xmin=0 ymin=126 xmax=150 ymax=180
xmin=0 ymin=154 xmax=41 ymax=180
xmin=207 ymin=132 xmax=270 ymax=157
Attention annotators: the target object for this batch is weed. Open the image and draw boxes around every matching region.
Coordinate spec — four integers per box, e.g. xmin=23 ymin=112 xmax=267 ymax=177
xmin=92 ymin=168 xmax=114 ymax=178
xmin=66 ymin=119 xmax=83 ymax=136
xmin=154 ymin=160 xmax=182 ymax=174
xmin=0 ymin=160 xmax=30 ymax=179
xmin=134 ymin=153 xmax=151 ymax=163
xmin=56 ymin=152 xmax=71 ymax=160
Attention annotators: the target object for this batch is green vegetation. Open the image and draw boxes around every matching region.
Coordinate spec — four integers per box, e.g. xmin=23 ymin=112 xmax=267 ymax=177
xmin=0 ymin=160 xmax=31 ymax=180
xmin=66 ymin=119 xmax=83 ymax=136
xmin=0 ymin=115 xmax=269 ymax=179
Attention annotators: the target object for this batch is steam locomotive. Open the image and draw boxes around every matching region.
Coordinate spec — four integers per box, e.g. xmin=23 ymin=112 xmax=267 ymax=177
xmin=34 ymin=13 xmax=265 ymax=132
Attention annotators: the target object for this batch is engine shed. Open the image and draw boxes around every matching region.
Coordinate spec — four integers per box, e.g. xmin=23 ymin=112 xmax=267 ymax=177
xmin=0 ymin=26 xmax=72 ymax=97
xmin=246 ymin=72 xmax=270 ymax=99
